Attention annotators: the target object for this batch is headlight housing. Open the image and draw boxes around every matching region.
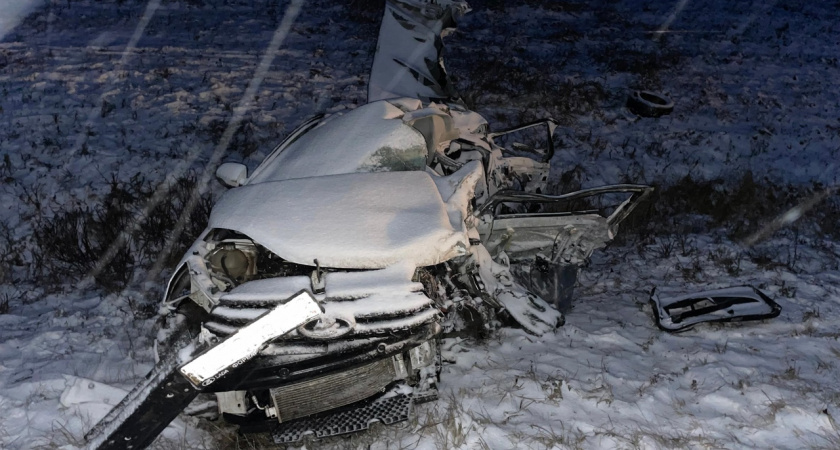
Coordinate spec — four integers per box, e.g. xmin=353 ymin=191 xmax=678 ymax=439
xmin=205 ymin=239 xmax=257 ymax=288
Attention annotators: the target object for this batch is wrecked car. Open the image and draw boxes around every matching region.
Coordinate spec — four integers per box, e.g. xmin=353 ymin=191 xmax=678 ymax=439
xmin=86 ymin=0 xmax=652 ymax=448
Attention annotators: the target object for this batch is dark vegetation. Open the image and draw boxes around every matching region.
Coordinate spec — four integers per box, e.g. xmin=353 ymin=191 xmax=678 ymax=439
xmin=620 ymin=172 xmax=839 ymax=241
xmin=346 ymin=0 xmax=386 ymax=24
xmin=614 ymin=173 xmax=840 ymax=278
xmin=32 ymin=174 xmax=213 ymax=293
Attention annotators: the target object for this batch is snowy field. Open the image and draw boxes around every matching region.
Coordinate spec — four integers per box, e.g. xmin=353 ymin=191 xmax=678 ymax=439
xmin=1 ymin=0 xmax=839 ymax=448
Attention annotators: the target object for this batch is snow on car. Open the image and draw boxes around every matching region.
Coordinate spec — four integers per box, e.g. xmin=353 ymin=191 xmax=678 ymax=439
xmin=85 ymin=0 xmax=652 ymax=447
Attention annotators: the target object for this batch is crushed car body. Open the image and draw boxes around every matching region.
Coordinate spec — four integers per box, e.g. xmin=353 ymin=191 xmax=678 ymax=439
xmin=85 ymin=0 xmax=653 ymax=448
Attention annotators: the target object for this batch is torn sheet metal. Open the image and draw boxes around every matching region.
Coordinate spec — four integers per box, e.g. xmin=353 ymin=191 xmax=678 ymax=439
xmin=650 ymin=286 xmax=781 ymax=332
xmin=369 ymin=0 xmax=469 ymax=102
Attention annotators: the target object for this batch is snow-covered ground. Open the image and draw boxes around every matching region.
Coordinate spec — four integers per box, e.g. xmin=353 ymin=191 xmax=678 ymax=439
xmin=0 ymin=0 xmax=838 ymax=448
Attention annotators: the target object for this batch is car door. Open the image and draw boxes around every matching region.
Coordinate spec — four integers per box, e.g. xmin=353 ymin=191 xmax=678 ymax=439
xmin=475 ymin=184 xmax=653 ymax=311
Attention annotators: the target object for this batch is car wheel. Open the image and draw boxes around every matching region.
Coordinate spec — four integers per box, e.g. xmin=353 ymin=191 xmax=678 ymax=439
xmin=626 ymin=90 xmax=674 ymax=118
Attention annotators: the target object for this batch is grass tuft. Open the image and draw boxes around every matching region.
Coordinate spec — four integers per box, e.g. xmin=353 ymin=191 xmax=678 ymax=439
xmin=33 ymin=174 xmax=213 ymax=293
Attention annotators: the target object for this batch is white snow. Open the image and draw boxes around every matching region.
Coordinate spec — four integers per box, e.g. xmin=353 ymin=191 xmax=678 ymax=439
xmin=324 ymin=260 xmax=421 ymax=298
xmin=218 ymin=261 xmax=421 ymax=304
xmin=324 ymin=291 xmax=433 ymax=320
xmin=247 ymin=100 xmax=428 ymax=183
xmin=432 ymin=160 xmax=486 ymax=232
xmin=214 ymin=262 xmax=435 ymax=333
xmin=220 ymin=276 xmax=310 ymax=303
xmin=208 ymin=170 xmax=469 ymax=269
xmin=59 ymin=376 xmax=129 ymax=431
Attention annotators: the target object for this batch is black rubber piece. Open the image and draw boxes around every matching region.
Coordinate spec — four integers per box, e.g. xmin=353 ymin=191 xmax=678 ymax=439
xmin=273 ymin=393 xmax=416 ymax=444
xmin=627 ymin=90 xmax=674 ymax=117
xmin=85 ymin=362 xmax=199 ymax=450
xmin=85 ymin=317 xmax=201 ymax=450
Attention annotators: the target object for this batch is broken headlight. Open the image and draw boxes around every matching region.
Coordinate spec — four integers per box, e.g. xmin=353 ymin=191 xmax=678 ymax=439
xmin=205 ymin=238 xmax=257 ymax=290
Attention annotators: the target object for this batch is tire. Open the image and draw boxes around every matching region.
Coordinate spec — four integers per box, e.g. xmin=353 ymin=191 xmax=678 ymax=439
xmin=626 ymin=90 xmax=674 ymax=118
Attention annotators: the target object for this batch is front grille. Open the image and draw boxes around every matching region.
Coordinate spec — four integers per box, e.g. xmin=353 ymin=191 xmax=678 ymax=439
xmin=203 ymin=270 xmax=441 ymax=344
xmin=269 ymin=358 xmax=396 ymax=422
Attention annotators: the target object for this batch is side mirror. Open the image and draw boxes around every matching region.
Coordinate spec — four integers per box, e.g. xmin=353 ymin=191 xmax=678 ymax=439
xmin=215 ymin=163 xmax=248 ymax=188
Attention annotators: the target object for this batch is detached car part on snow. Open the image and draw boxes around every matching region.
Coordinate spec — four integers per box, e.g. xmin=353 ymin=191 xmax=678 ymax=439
xmin=650 ymin=286 xmax=781 ymax=332
xmin=86 ymin=0 xmax=653 ymax=448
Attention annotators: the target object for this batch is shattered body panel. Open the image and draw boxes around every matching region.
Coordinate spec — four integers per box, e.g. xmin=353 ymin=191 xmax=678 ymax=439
xmin=368 ymin=0 xmax=469 ymax=102
xmin=651 ymin=286 xmax=782 ymax=332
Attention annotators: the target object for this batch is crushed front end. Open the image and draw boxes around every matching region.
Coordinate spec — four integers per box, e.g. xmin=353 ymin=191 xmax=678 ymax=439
xmin=164 ymin=231 xmax=445 ymax=442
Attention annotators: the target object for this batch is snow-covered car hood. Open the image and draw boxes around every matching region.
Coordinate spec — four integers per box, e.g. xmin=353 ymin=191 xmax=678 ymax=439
xmin=208 ymin=170 xmax=472 ymax=269
xmin=248 ymin=101 xmax=428 ymax=184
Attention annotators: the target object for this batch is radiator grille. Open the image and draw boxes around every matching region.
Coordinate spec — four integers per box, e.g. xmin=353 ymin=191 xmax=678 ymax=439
xmin=269 ymin=358 xmax=396 ymax=422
